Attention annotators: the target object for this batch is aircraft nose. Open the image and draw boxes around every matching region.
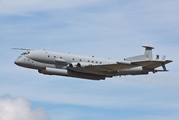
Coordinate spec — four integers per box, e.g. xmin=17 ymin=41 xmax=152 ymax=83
xmin=14 ymin=57 xmax=23 ymax=66
xmin=14 ymin=58 xmax=20 ymax=65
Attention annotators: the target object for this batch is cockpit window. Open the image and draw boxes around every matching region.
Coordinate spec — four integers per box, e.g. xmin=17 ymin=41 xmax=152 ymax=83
xmin=21 ymin=51 xmax=30 ymax=55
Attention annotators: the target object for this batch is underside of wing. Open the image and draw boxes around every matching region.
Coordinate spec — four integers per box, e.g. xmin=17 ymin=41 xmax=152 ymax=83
xmin=85 ymin=62 xmax=135 ymax=71
xmin=131 ymin=60 xmax=173 ymax=70
xmin=69 ymin=60 xmax=172 ymax=76
xmin=74 ymin=62 xmax=139 ymax=76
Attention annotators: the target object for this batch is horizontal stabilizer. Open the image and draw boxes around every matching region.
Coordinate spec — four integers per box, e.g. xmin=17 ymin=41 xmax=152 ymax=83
xmin=142 ymin=45 xmax=154 ymax=50
xmin=124 ymin=45 xmax=154 ymax=61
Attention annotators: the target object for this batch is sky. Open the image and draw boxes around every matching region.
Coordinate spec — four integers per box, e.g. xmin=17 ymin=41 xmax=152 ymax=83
xmin=0 ymin=0 xmax=179 ymax=120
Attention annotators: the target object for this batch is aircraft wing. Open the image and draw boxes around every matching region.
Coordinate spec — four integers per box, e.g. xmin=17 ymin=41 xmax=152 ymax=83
xmin=83 ymin=62 xmax=137 ymax=72
xmin=131 ymin=60 xmax=172 ymax=70
xmin=75 ymin=60 xmax=172 ymax=75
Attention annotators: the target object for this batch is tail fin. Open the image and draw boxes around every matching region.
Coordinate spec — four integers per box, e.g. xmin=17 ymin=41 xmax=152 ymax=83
xmin=124 ymin=45 xmax=154 ymax=61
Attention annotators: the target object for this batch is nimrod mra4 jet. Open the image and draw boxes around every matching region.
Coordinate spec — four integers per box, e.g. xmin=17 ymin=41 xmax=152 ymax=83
xmin=14 ymin=45 xmax=172 ymax=80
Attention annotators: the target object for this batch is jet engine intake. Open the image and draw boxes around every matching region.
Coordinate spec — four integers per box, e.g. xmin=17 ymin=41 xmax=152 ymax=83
xmin=67 ymin=62 xmax=78 ymax=69
xmin=77 ymin=62 xmax=93 ymax=68
xmin=68 ymin=62 xmax=94 ymax=69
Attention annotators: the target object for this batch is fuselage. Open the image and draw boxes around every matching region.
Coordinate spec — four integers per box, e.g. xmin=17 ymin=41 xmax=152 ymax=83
xmin=15 ymin=50 xmax=116 ymax=69
xmin=14 ymin=50 xmax=149 ymax=80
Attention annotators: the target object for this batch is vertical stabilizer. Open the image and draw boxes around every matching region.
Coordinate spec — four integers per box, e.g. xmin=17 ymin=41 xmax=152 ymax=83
xmin=142 ymin=45 xmax=154 ymax=60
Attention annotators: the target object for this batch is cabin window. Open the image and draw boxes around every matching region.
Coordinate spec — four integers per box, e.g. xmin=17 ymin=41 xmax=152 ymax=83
xmin=92 ymin=61 xmax=94 ymax=63
xmin=80 ymin=59 xmax=82 ymax=61
xmin=100 ymin=62 xmax=102 ymax=64
xmin=60 ymin=57 xmax=62 ymax=59
xmin=54 ymin=56 xmax=56 ymax=58
xmin=88 ymin=60 xmax=90 ymax=62
xmin=73 ymin=58 xmax=75 ymax=60
xmin=48 ymin=55 xmax=50 ymax=57
xmin=96 ymin=61 xmax=98 ymax=63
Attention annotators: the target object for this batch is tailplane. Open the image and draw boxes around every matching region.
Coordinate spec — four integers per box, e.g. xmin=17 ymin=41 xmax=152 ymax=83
xmin=124 ymin=45 xmax=154 ymax=61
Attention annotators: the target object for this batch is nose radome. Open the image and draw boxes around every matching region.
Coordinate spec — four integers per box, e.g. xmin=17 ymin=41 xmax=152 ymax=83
xmin=14 ymin=57 xmax=23 ymax=66
xmin=14 ymin=58 xmax=20 ymax=65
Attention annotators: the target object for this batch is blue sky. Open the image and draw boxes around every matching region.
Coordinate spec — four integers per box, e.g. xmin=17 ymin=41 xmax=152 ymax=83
xmin=0 ymin=0 xmax=179 ymax=120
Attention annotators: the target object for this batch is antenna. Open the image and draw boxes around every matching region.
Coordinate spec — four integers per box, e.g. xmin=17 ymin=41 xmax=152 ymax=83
xmin=12 ymin=48 xmax=33 ymax=51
